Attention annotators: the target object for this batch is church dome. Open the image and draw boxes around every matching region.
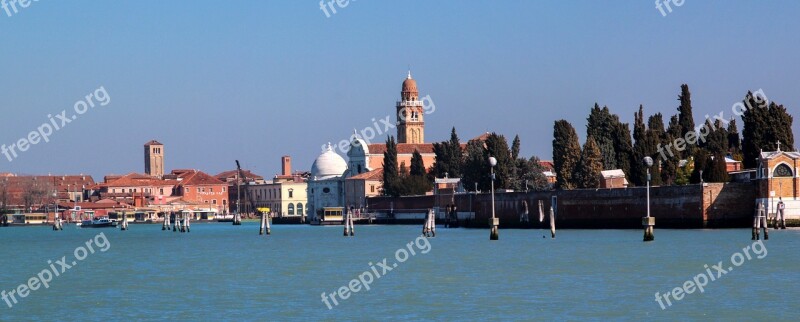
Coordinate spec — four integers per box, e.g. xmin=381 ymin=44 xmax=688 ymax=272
xmin=402 ymin=71 xmax=417 ymax=94
xmin=311 ymin=143 xmax=347 ymax=180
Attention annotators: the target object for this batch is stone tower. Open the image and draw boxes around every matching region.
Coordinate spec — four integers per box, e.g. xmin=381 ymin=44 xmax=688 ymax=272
xmin=396 ymin=71 xmax=425 ymax=144
xmin=144 ymin=140 xmax=164 ymax=178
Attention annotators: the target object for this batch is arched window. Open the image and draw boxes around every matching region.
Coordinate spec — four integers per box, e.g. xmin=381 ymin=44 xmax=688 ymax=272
xmin=288 ymin=203 xmax=295 ymax=215
xmin=774 ymin=164 xmax=793 ymax=177
xmin=297 ymin=203 xmax=304 ymax=216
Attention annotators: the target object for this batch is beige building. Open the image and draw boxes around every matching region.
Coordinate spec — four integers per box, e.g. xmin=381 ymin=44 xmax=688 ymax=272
xmin=250 ymin=156 xmax=308 ymax=217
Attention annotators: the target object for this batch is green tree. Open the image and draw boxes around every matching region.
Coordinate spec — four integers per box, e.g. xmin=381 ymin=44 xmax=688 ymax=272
xmin=586 ymin=104 xmax=617 ymax=170
xmin=690 ymin=149 xmax=709 ymax=184
xmin=575 ymin=136 xmax=603 ymax=189
xmin=677 ymin=84 xmax=697 ymax=159
xmin=706 ymin=152 xmax=729 ymax=183
xmin=727 ymin=119 xmax=742 ymax=158
xmin=630 ymin=105 xmax=648 ymax=186
xmin=463 ymin=140 xmax=489 ymax=191
xmin=431 ymin=127 xmax=464 ymax=178
xmin=553 ymin=120 xmax=581 ymax=190
xmin=614 ymin=121 xmax=634 ymax=179
xmin=485 ymin=133 xmax=513 ymax=189
xmin=518 ymin=156 xmax=551 ymax=191
xmin=741 ymin=93 xmax=794 ymax=168
xmin=381 ymin=136 xmax=400 ymax=196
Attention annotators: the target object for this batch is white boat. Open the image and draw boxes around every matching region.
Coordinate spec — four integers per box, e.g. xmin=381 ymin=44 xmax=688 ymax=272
xmin=79 ymin=216 xmax=118 ymax=228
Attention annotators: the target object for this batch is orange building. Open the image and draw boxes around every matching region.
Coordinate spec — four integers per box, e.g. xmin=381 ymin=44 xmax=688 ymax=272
xmin=175 ymin=170 xmax=229 ymax=209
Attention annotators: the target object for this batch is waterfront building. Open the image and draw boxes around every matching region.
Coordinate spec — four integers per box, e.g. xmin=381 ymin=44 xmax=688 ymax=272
xmin=307 ymin=144 xmax=348 ymax=220
xmin=249 ymin=156 xmax=308 ymax=217
xmin=756 ymin=146 xmax=800 ymax=218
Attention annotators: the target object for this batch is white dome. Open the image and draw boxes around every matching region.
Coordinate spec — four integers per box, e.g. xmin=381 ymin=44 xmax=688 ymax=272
xmin=311 ymin=143 xmax=347 ymax=180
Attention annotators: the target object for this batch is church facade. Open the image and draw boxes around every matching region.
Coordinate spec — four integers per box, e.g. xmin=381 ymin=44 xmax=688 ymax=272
xmin=756 ymin=146 xmax=800 ymax=218
xmin=307 ymin=72 xmax=437 ymax=220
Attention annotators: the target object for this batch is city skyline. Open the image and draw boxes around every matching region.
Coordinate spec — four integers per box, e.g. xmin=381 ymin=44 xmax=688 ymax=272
xmin=1 ymin=1 xmax=799 ymax=179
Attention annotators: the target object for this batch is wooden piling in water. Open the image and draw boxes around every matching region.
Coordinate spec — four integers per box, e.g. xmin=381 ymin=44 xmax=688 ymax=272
xmin=520 ymin=201 xmax=529 ymax=223
xmin=343 ymin=211 xmax=351 ymax=237
xmin=538 ymin=200 xmax=544 ymax=223
xmin=186 ymin=215 xmax=190 ymax=233
xmin=548 ymin=206 xmax=555 ymax=238
xmin=753 ymin=201 xmax=768 ymax=240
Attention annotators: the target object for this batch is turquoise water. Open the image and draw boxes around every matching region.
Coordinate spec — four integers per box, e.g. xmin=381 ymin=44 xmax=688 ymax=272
xmin=1 ymin=224 xmax=798 ymax=321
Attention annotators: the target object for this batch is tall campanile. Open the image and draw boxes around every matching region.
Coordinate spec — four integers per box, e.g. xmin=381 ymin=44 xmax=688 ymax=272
xmin=396 ymin=71 xmax=425 ymax=144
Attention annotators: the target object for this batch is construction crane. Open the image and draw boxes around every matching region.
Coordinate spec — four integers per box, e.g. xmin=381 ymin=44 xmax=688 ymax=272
xmin=235 ymin=160 xmax=270 ymax=234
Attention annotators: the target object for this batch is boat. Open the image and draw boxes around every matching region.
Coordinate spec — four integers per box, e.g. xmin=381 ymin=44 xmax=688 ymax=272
xmin=78 ymin=216 xmax=118 ymax=228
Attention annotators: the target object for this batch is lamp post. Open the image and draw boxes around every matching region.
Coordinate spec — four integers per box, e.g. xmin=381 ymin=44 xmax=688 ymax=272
xmin=643 ymin=156 xmax=655 ymax=241
xmin=489 ymin=156 xmax=499 ymax=240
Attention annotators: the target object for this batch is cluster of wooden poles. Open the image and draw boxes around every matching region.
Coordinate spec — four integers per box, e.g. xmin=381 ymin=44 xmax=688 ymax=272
xmin=51 ymin=217 xmax=63 ymax=231
xmin=162 ymin=213 xmax=191 ymax=233
xmin=343 ymin=211 xmax=355 ymax=237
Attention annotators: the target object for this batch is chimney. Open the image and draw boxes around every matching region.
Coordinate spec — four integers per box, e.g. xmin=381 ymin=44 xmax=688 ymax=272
xmin=282 ymin=156 xmax=292 ymax=176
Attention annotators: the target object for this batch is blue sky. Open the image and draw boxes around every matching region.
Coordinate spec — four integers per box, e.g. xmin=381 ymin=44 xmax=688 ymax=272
xmin=1 ymin=0 xmax=798 ymax=179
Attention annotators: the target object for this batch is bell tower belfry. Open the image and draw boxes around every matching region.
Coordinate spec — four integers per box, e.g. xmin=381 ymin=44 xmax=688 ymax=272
xmin=396 ymin=71 xmax=425 ymax=144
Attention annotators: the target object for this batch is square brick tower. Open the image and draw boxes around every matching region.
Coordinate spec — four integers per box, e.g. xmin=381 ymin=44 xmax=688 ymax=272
xmin=145 ymin=140 xmax=164 ymax=178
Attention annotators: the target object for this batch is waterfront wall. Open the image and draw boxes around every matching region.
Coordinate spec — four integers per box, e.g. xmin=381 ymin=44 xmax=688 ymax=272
xmin=366 ymin=183 xmax=757 ymax=228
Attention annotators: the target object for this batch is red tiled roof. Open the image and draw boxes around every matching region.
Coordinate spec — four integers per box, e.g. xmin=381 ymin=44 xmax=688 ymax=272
xmin=178 ymin=171 xmax=226 ymax=186
xmin=348 ymin=168 xmax=384 ymax=181
xmin=105 ymin=173 xmax=178 ymax=188
xmin=539 ymin=161 xmax=555 ymax=171
xmin=144 ymin=140 xmax=163 ymax=146
xmin=367 ymin=143 xmax=435 ymax=155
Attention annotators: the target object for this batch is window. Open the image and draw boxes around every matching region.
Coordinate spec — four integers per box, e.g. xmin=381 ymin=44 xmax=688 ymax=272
xmin=185 ymin=188 xmax=189 ymax=193
xmin=160 ymin=188 xmax=164 ymax=195
xmin=197 ymin=188 xmax=201 ymax=193
xmin=212 ymin=200 xmax=217 ymax=205
xmin=371 ymin=185 xmax=375 ymax=193
xmin=210 ymin=188 xmax=213 ymax=193
xmin=288 ymin=203 xmax=295 ymax=215
xmin=223 ymin=187 xmax=226 ymax=192
xmin=774 ymin=164 xmax=793 ymax=177
xmin=297 ymin=203 xmax=304 ymax=216
xmin=323 ymin=187 xmax=330 ymax=194
xmin=289 ymin=189 xmax=294 ymax=198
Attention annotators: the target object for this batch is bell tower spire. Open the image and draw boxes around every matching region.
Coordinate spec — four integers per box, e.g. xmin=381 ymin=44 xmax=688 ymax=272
xmin=397 ymin=71 xmax=425 ymax=144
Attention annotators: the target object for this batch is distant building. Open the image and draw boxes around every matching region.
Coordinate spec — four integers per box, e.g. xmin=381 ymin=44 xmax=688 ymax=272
xmin=144 ymin=140 xmax=164 ymax=178
xmin=307 ymin=144 xmax=348 ymax=220
xmin=249 ymin=156 xmax=308 ymax=217
xmin=600 ymin=169 xmax=629 ymax=189
xmin=755 ymin=146 xmax=799 ymax=218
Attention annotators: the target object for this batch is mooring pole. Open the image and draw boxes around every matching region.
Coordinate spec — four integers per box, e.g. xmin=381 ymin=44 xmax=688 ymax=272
xmin=643 ymin=158 xmax=655 ymax=242
xmin=489 ymin=157 xmax=499 ymax=241
xmin=549 ymin=206 xmax=556 ymax=238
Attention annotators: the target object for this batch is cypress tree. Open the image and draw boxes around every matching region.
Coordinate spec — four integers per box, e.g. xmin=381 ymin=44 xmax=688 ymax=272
xmin=727 ymin=119 xmax=742 ymax=158
xmin=485 ymin=133 xmax=513 ymax=189
xmin=381 ymin=136 xmax=399 ymax=196
xmin=631 ymin=106 xmax=648 ymax=186
xmin=553 ymin=120 xmax=582 ymax=190
xmin=463 ymin=140 xmax=489 ymax=191
xmin=575 ymin=136 xmax=603 ymax=189
xmin=677 ymin=84 xmax=696 ymax=158
xmin=586 ymin=104 xmax=617 ymax=170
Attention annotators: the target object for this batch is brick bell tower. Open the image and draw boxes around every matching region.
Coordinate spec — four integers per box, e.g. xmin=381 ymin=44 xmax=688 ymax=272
xmin=144 ymin=140 xmax=164 ymax=178
xmin=396 ymin=71 xmax=425 ymax=144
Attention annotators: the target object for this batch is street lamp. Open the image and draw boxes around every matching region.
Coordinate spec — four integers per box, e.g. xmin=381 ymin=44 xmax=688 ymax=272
xmin=643 ymin=156 xmax=655 ymax=241
xmin=489 ymin=156 xmax=499 ymax=240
